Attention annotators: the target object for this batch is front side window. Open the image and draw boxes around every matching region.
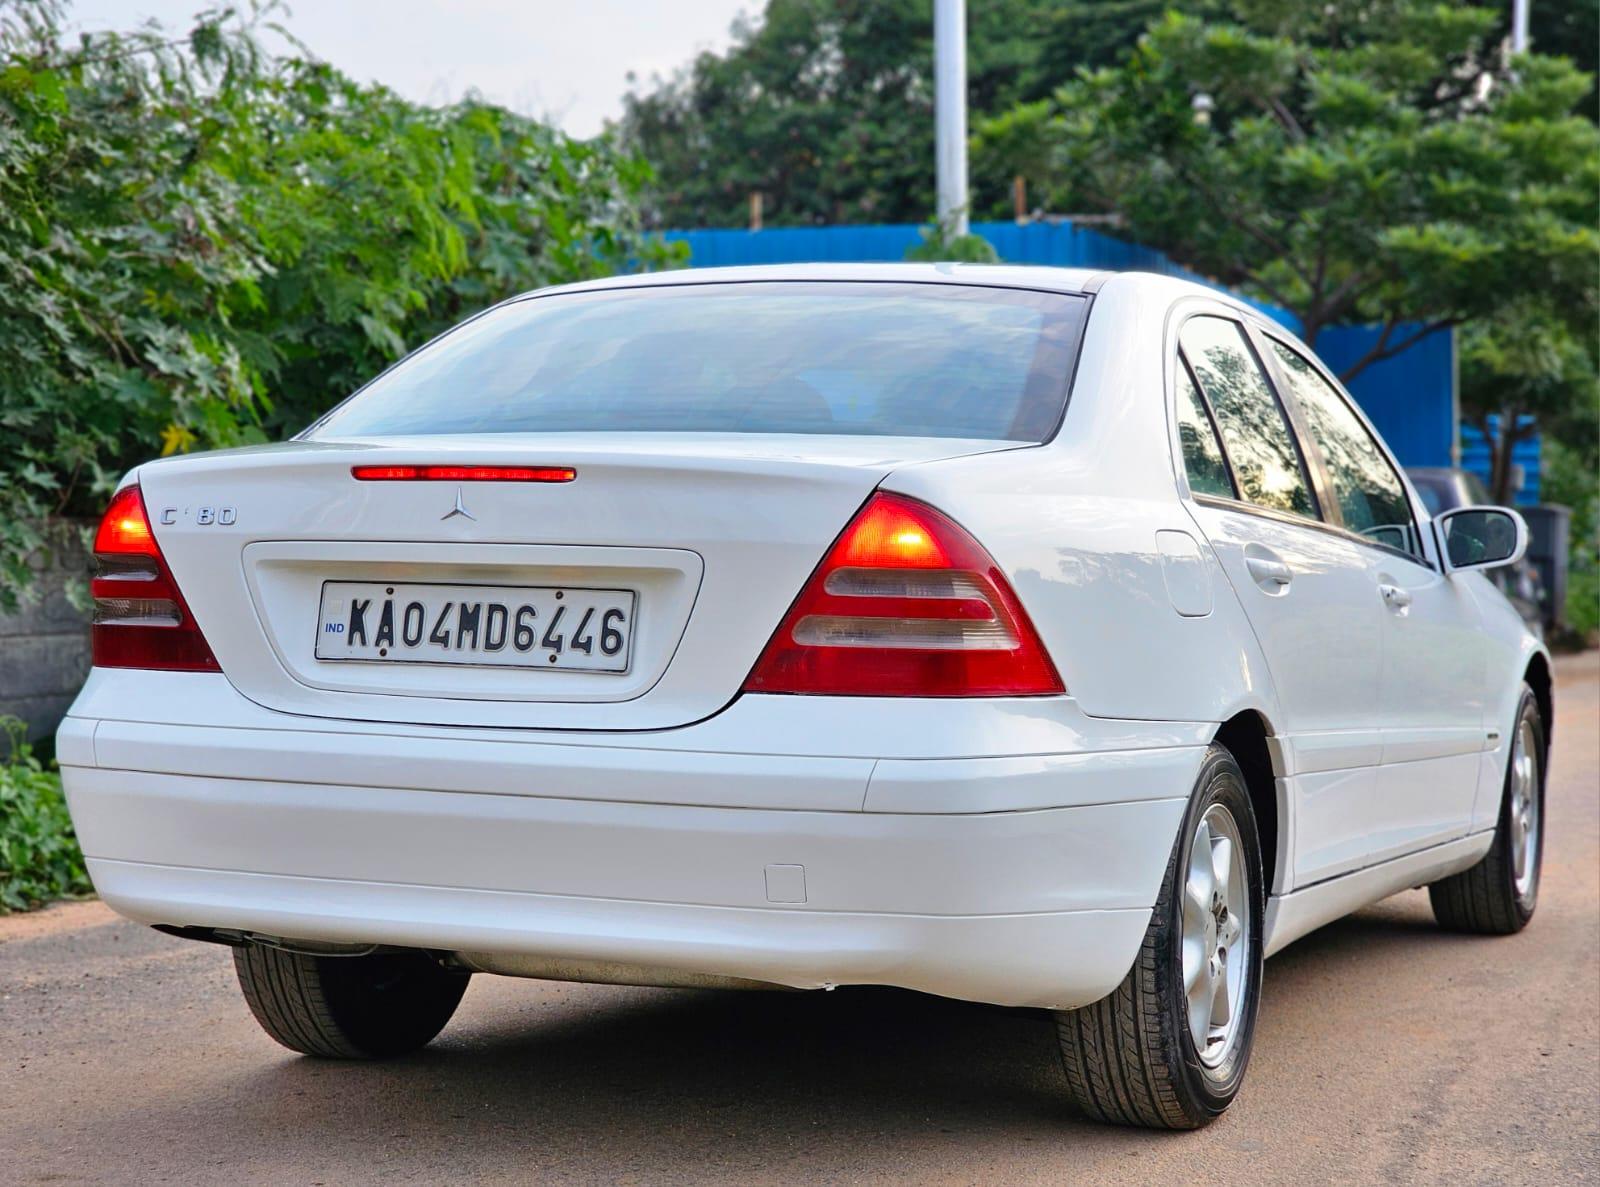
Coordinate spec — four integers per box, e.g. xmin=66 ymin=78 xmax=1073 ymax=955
xmin=309 ymin=283 xmax=1088 ymax=443
xmin=1179 ymin=317 xmax=1317 ymax=518
xmin=1267 ymin=340 xmax=1423 ymax=560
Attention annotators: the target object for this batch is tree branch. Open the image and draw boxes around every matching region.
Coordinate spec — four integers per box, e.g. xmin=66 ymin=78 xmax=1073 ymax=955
xmin=1175 ymin=166 xmax=1320 ymax=301
xmin=1336 ymin=318 xmax=1458 ymax=383
xmin=1310 ymin=269 xmax=1379 ymax=328
xmin=1257 ymin=96 xmax=1306 ymax=142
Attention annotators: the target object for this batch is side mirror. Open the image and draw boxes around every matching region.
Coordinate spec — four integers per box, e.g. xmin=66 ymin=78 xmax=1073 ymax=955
xmin=1435 ymin=505 xmax=1529 ymax=574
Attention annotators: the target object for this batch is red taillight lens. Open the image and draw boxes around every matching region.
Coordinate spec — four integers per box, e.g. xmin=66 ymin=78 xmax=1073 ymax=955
xmin=351 ymin=465 xmax=576 ymax=483
xmin=742 ymin=492 xmax=1064 ymax=697
xmin=90 ymin=485 xmax=219 ymax=671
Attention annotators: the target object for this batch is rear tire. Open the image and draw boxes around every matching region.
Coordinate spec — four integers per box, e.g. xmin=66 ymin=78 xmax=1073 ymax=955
xmin=1429 ymin=686 xmax=1545 ymax=935
xmin=1054 ymin=744 xmax=1265 ymax=1129
xmin=233 ymin=944 xmax=469 ymax=1059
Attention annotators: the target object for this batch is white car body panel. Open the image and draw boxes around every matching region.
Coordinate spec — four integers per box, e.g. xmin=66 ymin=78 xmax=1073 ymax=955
xmin=59 ymin=264 xmax=1550 ymax=1009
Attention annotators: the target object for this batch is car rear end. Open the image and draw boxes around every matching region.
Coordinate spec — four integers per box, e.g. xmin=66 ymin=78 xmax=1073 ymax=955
xmin=58 ymin=269 xmax=1206 ymax=1009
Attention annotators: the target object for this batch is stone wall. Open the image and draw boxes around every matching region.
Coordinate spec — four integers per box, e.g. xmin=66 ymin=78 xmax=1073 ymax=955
xmin=0 ymin=523 xmax=93 ymax=744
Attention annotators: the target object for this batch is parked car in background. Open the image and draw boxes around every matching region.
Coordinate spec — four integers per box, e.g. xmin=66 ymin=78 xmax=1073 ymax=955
xmin=58 ymin=265 xmax=1552 ymax=1130
xmin=1408 ymin=467 xmax=1547 ymax=636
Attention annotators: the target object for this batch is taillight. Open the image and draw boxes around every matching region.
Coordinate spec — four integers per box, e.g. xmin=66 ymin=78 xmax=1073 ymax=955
xmin=742 ymin=492 xmax=1064 ymax=697
xmin=90 ymin=485 xmax=220 ymax=671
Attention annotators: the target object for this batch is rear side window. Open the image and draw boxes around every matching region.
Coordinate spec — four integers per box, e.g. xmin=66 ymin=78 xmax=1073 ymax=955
xmin=1267 ymin=339 xmax=1423 ymax=559
xmin=1174 ymin=364 xmax=1235 ymax=498
xmin=310 ymin=283 xmax=1089 ymax=443
xmin=1179 ymin=317 xmax=1317 ymax=519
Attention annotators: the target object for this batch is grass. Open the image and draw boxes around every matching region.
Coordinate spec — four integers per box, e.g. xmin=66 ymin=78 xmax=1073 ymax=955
xmin=0 ymin=716 xmax=92 ymax=913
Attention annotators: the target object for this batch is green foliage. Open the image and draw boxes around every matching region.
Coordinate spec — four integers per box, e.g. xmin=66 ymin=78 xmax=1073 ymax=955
xmin=975 ymin=1 xmax=1600 ymax=375
xmin=0 ymin=716 xmax=88 ymax=913
xmin=904 ymin=221 xmax=1000 ymax=263
xmin=1567 ymin=566 xmax=1600 ymax=640
xmin=618 ymin=0 xmax=1176 ymax=228
xmin=0 ymin=0 xmax=269 ymax=610
xmin=1460 ymin=299 xmax=1598 ymax=502
xmin=1506 ymin=0 xmax=1598 ymax=121
xmin=0 ymin=0 xmax=682 ymax=610
xmin=1543 ymin=438 xmax=1600 ymax=642
xmin=974 ymin=0 xmax=1600 ymax=499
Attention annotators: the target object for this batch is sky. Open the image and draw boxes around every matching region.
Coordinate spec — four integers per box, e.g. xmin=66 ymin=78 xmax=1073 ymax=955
xmin=64 ymin=0 xmax=752 ymax=137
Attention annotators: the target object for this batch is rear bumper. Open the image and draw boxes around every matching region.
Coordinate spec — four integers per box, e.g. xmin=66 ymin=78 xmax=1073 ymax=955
xmin=84 ymin=859 xmax=1158 ymax=1010
xmin=58 ymin=675 xmax=1205 ymax=1009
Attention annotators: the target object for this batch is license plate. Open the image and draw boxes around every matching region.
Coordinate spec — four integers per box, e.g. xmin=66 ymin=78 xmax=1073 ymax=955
xmin=315 ymin=581 xmax=635 ymax=673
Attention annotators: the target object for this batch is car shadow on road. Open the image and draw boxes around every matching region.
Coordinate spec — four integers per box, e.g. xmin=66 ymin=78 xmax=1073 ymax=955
xmin=219 ymin=984 xmax=1084 ymax=1157
xmin=164 ymin=893 xmax=1476 ymax=1171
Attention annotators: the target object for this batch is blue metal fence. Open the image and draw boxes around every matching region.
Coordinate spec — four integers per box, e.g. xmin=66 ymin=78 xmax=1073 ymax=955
xmin=1462 ymin=421 xmax=1543 ymax=505
xmin=660 ymin=220 xmax=1535 ymax=494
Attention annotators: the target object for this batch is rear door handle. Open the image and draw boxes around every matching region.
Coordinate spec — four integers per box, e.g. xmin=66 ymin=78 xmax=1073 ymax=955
xmin=1379 ymin=583 xmax=1412 ymax=611
xmin=1245 ymin=556 xmax=1293 ymax=588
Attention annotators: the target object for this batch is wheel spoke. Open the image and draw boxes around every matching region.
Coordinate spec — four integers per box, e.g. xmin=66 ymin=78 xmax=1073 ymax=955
xmin=1210 ymin=955 xmax=1232 ymax=1028
xmin=1184 ymin=939 xmax=1206 ymax=993
xmin=1187 ymin=962 xmax=1213 ymax=1050
xmin=1211 ymin=836 xmax=1234 ymax=910
xmin=1221 ymin=911 xmax=1243 ymax=946
xmin=1188 ymin=821 xmax=1215 ymax=908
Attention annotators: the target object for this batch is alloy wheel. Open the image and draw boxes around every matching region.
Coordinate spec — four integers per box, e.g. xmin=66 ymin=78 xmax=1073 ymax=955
xmin=1509 ymin=716 xmax=1541 ymax=904
xmin=1181 ymin=802 xmax=1251 ymax=1069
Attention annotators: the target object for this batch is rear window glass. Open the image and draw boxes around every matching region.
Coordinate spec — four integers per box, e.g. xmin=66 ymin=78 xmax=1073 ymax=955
xmin=308 ymin=282 xmax=1088 ymax=442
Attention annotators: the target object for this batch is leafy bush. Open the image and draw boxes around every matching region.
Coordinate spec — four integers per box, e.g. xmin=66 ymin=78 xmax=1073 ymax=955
xmin=1567 ymin=567 xmax=1600 ymax=640
xmin=904 ymin=220 xmax=1000 ymax=263
xmin=0 ymin=0 xmax=682 ymax=611
xmin=0 ymin=716 xmax=89 ymax=913
xmin=1543 ymin=439 xmax=1600 ymax=644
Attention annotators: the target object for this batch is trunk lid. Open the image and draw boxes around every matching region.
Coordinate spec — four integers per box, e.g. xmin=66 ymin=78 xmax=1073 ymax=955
xmin=137 ymin=433 xmax=1024 ymax=730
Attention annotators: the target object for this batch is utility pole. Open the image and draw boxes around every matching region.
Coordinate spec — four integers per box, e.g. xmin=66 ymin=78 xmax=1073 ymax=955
xmin=1512 ymin=0 xmax=1530 ymax=51
xmin=934 ymin=0 xmax=968 ymax=236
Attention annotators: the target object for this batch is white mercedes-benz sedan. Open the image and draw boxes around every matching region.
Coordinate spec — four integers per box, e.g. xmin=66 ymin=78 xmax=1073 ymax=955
xmin=59 ymin=264 xmax=1551 ymax=1128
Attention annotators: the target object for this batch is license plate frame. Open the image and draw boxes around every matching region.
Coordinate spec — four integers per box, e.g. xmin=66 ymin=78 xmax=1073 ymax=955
xmin=313 ymin=580 xmax=636 ymax=674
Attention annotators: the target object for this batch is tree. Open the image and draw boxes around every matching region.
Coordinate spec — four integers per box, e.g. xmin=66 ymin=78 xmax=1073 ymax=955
xmin=974 ymin=2 xmax=1599 ymax=384
xmin=1459 ymin=301 xmax=1598 ymax=503
xmin=212 ymin=59 xmax=677 ymax=441
xmin=617 ymin=0 xmax=1169 ymax=228
xmin=1510 ymin=0 xmax=1598 ymax=120
xmin=0 ymin=0 xmax=679 ymax=610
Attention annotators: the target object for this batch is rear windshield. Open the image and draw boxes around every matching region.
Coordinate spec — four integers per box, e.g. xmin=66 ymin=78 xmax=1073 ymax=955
xmin=308 ymin=282 xmax=1088 ymax=443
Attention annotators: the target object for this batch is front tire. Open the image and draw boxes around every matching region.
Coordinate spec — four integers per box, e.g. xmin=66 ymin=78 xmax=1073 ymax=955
xmin=1055 ymin=744 xmax=1265 ymax=1129
xmin=1429 ymin=686 xmax=1545 ymax=935
xmin=234 ymin=944 xmax=470 ymax=1059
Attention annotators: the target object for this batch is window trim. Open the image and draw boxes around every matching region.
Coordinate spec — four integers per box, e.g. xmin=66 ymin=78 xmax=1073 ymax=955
xmin=1254 ymin=330 xmax=1437 ymax=572
xmin=1175 ymin=312 xmax=1325 ymax=525
xmin=1192 ymin=490 xmax=1364 ymax=542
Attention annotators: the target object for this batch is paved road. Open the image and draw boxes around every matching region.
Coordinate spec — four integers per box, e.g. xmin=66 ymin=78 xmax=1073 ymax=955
xmin=4 ymin=654 xmax=1596 ymax=1185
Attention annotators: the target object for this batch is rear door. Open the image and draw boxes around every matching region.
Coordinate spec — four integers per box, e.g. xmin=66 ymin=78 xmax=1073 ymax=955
xmin=1261 ymin=337 xmax=1486 ymax=862
xmin=1174 ymin=314 xmax=1388 ymax=887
